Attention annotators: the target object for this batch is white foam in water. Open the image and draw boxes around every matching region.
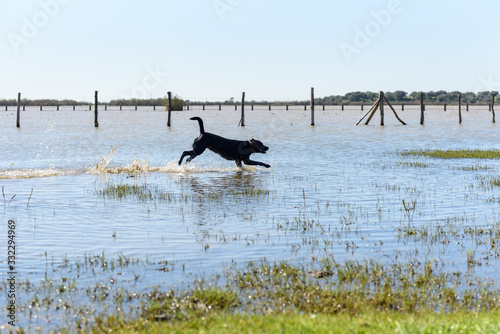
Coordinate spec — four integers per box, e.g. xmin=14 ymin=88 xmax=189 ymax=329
xmin=0 ymin=168 xmax=82 ymax=179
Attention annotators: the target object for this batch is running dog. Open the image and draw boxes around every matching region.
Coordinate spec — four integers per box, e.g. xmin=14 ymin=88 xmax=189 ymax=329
xmin=178 ymin=117 xmax=270 ymax=168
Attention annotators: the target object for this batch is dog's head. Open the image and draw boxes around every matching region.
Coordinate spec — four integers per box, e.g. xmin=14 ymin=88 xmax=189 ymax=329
xmin=249 ymin=138 xmax=269 ymax=154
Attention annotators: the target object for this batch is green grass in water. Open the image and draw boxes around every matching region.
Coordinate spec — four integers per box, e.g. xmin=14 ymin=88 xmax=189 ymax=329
xmin=400 ymin=149 xmax=500 ymax=159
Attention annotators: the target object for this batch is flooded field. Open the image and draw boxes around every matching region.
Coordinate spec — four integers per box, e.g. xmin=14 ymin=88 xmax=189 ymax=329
xmin=1 ymin=105 xmax=500 ymax=331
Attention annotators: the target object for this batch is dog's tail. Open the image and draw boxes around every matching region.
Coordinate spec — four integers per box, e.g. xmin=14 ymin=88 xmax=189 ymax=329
xmin=190 ymin=117 xmax=205 ymax=134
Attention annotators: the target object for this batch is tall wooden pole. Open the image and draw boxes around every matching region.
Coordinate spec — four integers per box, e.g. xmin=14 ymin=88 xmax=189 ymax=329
xmin=458 ymin=93 xmax=462 ymax=124
xmin=16 ymin=92 xmax=21 ymax=128
xmin=492 ymin=93 xmax=496 ymax=123
xmin=379 ymin=91 xmax=385 ymax=126
xmin=240 ymin=92 xmax=245 ymax=126
xmin=94 ymin=91 xmax=99 ymax=127
xmin=167 ymin=91 xmax=172 ymax=126
xmin=420 ymin=92 xmax=425 ymax=125
xmin=310 ymin=87 xmax=315 ymax=126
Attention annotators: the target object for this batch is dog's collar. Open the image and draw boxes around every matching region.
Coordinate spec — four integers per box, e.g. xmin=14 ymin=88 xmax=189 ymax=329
xmin=248 ymin=140 xmax=255 ymax=152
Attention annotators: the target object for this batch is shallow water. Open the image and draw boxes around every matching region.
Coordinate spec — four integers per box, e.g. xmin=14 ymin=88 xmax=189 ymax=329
xmin=1 ymin=105 xmax=500 ymax=330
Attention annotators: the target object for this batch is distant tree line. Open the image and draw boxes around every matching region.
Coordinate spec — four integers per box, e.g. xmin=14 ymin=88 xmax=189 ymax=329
xmin=1 ymin=91 xmax=498 ymax=107
xmin=316 ymin=91 xmax=499 ymax=105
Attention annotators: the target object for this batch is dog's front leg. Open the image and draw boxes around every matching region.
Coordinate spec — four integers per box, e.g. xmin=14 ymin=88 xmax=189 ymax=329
xmin=243 ymin=159 xmax=270 ymax=168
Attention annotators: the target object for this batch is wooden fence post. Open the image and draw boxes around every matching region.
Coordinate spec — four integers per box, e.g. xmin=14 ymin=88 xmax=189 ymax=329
xmin=16 ymin=93 xmax=21 ymax=128
xmin=379 ymin=91 xmax=384 ymax=126
xmin=420 ymin=92 xmax=424 ymax=125
xmin=240 ymin=92 xmax=245 ymax=126
xmin=310 ymin=87 xmax=315 ymax=126
xmin=94 ymin=91 xmax=99 ymax=127
xmin=492 ymin=93 xmax=496 ymax=123
xmin=458 ymin=93 xmax=462 ymax=124
xmin=167 ymin=91 xmax=172 ymax=127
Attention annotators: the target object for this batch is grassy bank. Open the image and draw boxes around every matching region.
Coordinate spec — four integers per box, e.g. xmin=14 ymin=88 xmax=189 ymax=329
xmin=79 ymin=258 xmax=500 ymax=333
xmin=90 ymin=311 xmax=500 ymax=333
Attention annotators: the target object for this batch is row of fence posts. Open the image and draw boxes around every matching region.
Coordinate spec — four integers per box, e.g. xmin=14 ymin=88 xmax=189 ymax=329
xmin=5 ymin=90 xmax=497 ymax=127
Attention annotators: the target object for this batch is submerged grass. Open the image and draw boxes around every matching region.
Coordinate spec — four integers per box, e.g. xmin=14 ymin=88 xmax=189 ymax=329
xmin=400 ymin=149 xmax=500 ymax=159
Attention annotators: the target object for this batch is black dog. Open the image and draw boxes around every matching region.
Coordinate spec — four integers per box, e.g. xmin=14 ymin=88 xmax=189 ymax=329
xmin=178 ymin=117 xmax=270 ymax=168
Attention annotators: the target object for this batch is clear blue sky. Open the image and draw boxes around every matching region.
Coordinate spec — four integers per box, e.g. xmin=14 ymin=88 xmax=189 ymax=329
xmin=1 ymin=0 xmax=499 ymax=102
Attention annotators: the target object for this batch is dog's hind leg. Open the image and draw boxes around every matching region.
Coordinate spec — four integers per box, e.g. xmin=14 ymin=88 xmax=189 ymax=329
xmin=178 ymin=151 xmax=194 ymax=165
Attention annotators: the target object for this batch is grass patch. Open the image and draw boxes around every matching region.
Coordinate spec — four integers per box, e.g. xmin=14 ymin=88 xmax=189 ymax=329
xmin=84 ymin=258 xmax=500 ymax=333
xmin=90 ymin=311 xmax=500 ymax=333
xmin=400 ymin=149 xmax=500 ymax=159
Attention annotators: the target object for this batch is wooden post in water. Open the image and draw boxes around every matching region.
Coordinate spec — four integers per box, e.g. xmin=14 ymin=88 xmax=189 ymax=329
xmin=23 ymin=106 xmax=25 ymax=111
xmin=402 ymin=103 xmax=404 ymax=111
xmin=342 ymin=104 xmax=344 ymax=111
xmin=73 ymin=105 xmax=75 ymax=111
xmin=94 ymin=91 xmax=99 ymax=127
xmin=4 ymin=106 xmax=7 ymax=111
xmin=269 ymin=104 xmax=271 ymax=111
xmin=466 ymin=102 xmax=469 ymax=111
xmin=361 ymin=104 xmax=364 ymax=111
xmin=492 ymin=93 xmax=496 ymax=123
xmin=16 ymin=92 xmax=21 ymax=128
xmin=167 ymin=91 xmax=172 ymax=127
xmin=240 ymin=92 xmax=245 ymax=126
xmin=105 ymin=105 xmax=107 ymax=111
xmin=40 ymin=105 xmax=42 ymax=111
xmin=57 ymin=105 xmax=59 ymax=111
xmin=444 ymin=104 xmax=446 ymax=111
xmin=251 ymin=104 xmax=254 ymax=111
xmin=420 ymin=92 xmax=424 ymax=125
xmin=310 ymin=87 xmax=315 ymax=126
xmin=379 ymin=91 xmax=384 ymax=126
xmin=120 ymin=105 xmax=122 ymax=111
xmin=286 ymin=105 xmax=288 ymax=111
xmin=235 ymin=104 xmax=237 ymax=111
xmin=458 ymin=93 xmax=462 ymax=124
xmin=219 ymin=104 xmax=221 ymax=111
